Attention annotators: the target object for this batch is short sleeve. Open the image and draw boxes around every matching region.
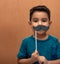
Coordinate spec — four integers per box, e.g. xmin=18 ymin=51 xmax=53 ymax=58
xmin=57 ymin=42 xmax=60 ymax=59
xmin=17 ymin=40 xmax=27 ymax=59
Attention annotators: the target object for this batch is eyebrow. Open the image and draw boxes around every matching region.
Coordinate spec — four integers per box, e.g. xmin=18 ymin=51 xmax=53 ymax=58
xmin=42 ymin=17 xmax=48 ymax=19
xmin=32 ymin=18 xmax=39 ymax=20
xmin=33 ymin=17 xmax=48 ymax=20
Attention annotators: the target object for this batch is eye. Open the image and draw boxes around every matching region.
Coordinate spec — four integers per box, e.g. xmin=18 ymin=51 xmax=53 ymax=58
xmin=41 ymin=18 xmax=47 ymax=22
xmin=33 ymin=18 xmax=38 ymax=22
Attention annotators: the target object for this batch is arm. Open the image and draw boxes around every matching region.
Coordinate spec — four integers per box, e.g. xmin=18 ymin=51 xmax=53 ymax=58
xmin=17 ymin=51 xmax=39 ymax=64
xmin=17 ymin=58 xmax=34 ymax=64
xmin=38 ymin=56 xmax=60 ymax=64
xmin=48 ymin=59 xmax=60 ymax=64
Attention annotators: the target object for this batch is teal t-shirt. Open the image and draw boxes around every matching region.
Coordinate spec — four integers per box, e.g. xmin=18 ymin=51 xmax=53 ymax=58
xmin=17 ymin=35 xmax=60 ymax=64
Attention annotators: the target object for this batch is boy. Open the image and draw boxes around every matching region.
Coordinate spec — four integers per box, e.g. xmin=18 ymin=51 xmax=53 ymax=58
xmin=17 ymin=5 xmax=60 ymax=64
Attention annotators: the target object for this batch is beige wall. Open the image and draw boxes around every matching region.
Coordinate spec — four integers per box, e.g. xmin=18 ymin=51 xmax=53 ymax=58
xmin=0 ymin=0 xmax=60 ymax=64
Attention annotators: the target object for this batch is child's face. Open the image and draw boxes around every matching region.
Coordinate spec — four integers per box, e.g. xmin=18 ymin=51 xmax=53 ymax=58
xmin=29 ymin=11 xmax=52 ymax=35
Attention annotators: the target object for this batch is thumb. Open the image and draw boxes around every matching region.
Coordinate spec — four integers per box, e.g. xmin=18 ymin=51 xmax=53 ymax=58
xmin=35 ymin=50 xmax=39 ymax=55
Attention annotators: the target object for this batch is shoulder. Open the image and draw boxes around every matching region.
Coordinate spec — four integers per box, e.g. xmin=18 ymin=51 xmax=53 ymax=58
xmin=22 ymin=35 xmax=33 ymax=41
xmin=20 ymin=35 xmax=34 ymax=48
xmin=50 ymin=35 xmax=58 ymax=39
xmin=49 ymin=34 xmax=59 ymax=44
xmin=49 ymin=34 xmax=58 ymax=41
xmin=21 ymin=35 xmax=33 ymax=44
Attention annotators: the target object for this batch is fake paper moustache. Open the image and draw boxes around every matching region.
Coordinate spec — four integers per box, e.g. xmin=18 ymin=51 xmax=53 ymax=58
xmin=33 ymin=25 xmax=49 ymax=31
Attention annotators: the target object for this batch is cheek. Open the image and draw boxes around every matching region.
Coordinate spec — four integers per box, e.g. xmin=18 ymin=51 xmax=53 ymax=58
xmin=42 ymin=22 xmax=49 ymax=26
xmin=32 ymin=22 xmax=38 ymax=27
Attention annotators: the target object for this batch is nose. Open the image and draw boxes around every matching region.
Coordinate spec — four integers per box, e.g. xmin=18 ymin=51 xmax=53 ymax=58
xmin=38 ymin=21 xmax=42 ymax=25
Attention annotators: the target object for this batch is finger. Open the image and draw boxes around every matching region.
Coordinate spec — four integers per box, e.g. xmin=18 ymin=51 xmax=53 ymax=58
xmin=35 ymin=50 xmax=39 ymax=54
xmin=41 ymin=62 xmax=44 ymax=64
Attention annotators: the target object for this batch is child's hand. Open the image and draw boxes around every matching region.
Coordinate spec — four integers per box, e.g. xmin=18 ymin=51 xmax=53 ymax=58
xmin=38 ymin=56 xmax=48 ymax=64
xmin=31 ymin=51 xmax=39 ymax=62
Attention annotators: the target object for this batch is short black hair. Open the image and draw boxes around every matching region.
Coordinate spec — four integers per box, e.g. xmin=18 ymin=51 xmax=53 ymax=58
xmin=30 ymin=5 xmax=50 ymax=21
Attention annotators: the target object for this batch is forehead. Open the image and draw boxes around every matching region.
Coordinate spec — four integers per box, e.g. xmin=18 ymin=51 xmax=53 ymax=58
xmin=32 ymin=11 xmax=48 ymax=19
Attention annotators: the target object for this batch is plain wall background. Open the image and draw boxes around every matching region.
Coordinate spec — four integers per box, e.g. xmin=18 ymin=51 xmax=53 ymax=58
xmin=0 ymin=0 xmax=60 ymax=64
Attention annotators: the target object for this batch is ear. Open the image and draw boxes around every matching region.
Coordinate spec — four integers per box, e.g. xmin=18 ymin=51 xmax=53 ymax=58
xmin=28 ymin=21 xmax=32 ymax=25
xmin=49 ymin=21 xmax=52 ymax=25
